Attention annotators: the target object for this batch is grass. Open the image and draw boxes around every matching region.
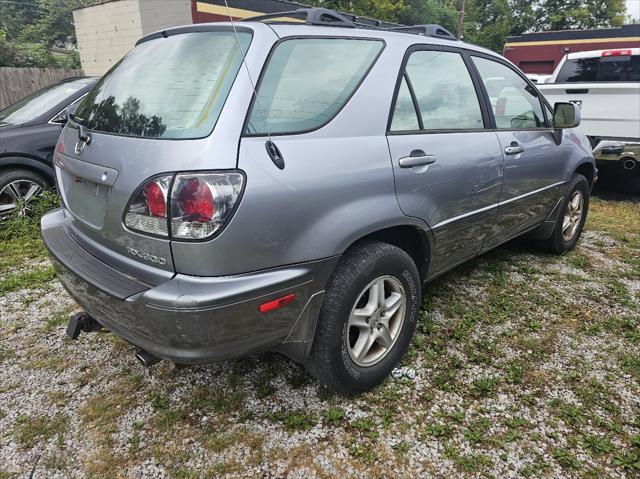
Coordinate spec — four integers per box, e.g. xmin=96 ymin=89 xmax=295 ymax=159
xmin=1 ymin=191 xmax=638 ymax=477
xmin=0 ymin=266 xmax=57 ymax=294
xmin=13 ymin=413 xmax=68 ymax=449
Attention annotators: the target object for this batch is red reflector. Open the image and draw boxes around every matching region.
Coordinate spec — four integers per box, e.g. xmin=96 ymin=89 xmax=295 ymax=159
xmin=145 ymin=181 xmax=166 ymax=218
xmin=602 ymin=49 xmax=632 ymax=57
xmin=259 ymin=293 xmax=296 ymax=313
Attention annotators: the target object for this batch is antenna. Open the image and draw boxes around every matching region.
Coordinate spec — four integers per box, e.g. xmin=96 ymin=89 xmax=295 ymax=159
xmin=224 ymin=0 xmax=273 ymax=141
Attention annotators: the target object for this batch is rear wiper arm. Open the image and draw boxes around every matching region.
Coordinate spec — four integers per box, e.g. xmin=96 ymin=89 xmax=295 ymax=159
xmin=68 ymin=113 xmax=85 ymax=125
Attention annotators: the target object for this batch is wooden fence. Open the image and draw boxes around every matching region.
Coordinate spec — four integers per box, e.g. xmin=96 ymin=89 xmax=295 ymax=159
xmin=0 ymin=67 xmax=84 ymax=110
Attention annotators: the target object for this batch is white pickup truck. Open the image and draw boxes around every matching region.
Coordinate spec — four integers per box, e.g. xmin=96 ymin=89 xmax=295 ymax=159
xmin=538 ymin=48 xmax=640 ymax=173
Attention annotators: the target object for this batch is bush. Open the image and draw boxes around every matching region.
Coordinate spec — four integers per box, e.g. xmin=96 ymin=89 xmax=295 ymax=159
xmin=0 ymin=190 xmax=60 ymax=242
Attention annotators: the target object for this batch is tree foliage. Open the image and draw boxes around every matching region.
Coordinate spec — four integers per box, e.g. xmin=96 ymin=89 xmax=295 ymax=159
xmin=464 ymin=0 xmax=628 ymax=52
xmin=0 ymin=0 xmax=90 ymax=67
xmin=0 ymin=0 xmax=631 ymax=68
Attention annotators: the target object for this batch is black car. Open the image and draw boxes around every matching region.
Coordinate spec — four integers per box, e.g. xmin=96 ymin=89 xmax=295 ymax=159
xmin=0 ymin=77 xmax=97 ymax=218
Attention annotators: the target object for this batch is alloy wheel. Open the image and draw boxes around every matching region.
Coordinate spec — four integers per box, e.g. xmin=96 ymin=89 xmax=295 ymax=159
xmin=0 ymin=179 xmax=43 ymax=220
xmin=562 ymin=190 xmax=584 ymax=241
xmin=346 ymin=275 xmax=407 ymax=367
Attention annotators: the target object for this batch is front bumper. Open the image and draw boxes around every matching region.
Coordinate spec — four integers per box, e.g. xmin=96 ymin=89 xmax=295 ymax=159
xmin=41 ymin=209 xmax=338 ymax=364
xmin=592 ymin=139 xmax=640 ymax=164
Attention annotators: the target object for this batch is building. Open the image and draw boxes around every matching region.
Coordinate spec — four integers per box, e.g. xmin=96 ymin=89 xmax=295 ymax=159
xmin=503 ymin=24 xmax=640 ymax=76
xmin=73 ymin=0 xmax=310 ymax=76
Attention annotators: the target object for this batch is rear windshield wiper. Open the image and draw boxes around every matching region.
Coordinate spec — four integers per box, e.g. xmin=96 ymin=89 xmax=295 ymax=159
xmin=68 ymin=113 xmax=85 ymax=125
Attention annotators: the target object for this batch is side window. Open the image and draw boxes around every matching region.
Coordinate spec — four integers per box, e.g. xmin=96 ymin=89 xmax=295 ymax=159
xmin=246 ymin=38 xmax=384 ymax=135
xmin=473 ymin=56 xmax=545 ymax=129
xmin=390 ymin=76 xmax=420 ymax=131
xmin=391 ymin=50 xmax=484 ymax=131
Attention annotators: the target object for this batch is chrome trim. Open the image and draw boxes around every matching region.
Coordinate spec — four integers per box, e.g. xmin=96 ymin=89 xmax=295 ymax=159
xmin=433 ymin=181 xmax=566 ymax=229
xmin=47 ymin=93 xmax=89 ymax=125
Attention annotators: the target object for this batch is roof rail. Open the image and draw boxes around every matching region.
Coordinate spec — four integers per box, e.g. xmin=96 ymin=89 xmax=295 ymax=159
xmin=389 ymin=24 xmax=456 ymax=40
xmin=243 ymin=7 xmax=457 ymax=41
xmin=241 ymin=8 xmax=357 ymax=28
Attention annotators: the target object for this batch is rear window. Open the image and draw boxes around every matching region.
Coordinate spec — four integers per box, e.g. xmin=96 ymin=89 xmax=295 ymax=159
xmin=74 ymin=31 xmax=252 ymax=139
xmin=245 ymin=38 xmax=384 ymax=135
xmin=555 ymin=55 xmax=640 ymax=82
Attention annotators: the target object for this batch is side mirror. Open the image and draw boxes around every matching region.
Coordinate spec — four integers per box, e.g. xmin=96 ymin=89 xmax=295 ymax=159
xmin=51 ymin=109 xmax=69 ymax=125
xmin=553 ymin=102 xmax=580 ymax=129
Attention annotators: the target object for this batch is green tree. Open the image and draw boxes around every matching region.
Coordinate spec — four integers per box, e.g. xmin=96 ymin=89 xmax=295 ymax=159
xmin=463 ymin=0 xmax=627 ymax=53
xmin=21 ymin=0 xmax=92 ymax=48
xmin=397 ymin=0 xmax=459 ymax=33
xmin=305 ymin=0 xmax=407 ymax=22
xmin=463 ymin=0 xmax=513 ymax=51
xmin=536 ymin=0 xmax=627 ymax=30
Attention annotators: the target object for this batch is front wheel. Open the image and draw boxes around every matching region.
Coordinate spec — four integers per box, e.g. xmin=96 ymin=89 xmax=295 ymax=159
xmin=540 ymin=173 xmax=590 ymax=254
xmin=306 ymin=241 xmax=421 ymax=394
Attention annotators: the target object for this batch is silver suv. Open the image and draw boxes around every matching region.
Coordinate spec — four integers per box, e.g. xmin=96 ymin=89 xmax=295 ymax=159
xmin=41 ymin=9 xmax=596 ymax=394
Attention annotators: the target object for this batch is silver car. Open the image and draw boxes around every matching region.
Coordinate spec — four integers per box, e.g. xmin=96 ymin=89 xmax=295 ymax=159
xmin=41 ymin=9 xmax=596 ymax=394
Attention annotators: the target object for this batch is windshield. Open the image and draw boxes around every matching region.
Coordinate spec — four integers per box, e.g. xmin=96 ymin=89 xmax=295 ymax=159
xmin=556 ymin=55 xmax=640 ymax=82
xmin=74 ymin=30 xmax=252 ymax=139
xmin=0 ymin=78 xmax=92 ymax=125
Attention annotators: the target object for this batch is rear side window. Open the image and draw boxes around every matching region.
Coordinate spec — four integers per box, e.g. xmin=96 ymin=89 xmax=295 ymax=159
xmin=556 ymin=55 xmax=640 ymax=82
xmin=390 ymin=50 xmax=484 ymax=131
xmin=245 ymin=38 xmax=384 ymax=135
xmin=74 ymin=31 xmax=252 ymax=139
xmin=473 ymin=56 xmax=545 ymax=129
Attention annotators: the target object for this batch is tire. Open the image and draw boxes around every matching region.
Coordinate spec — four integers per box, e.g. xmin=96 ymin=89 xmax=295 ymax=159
xmin=306 ymin=241 xmax=421 ymax=394
xmin=540 ymin=173 xmax=590 ymax=254
xmin=0 ymin=168 xmax=49 ymax=220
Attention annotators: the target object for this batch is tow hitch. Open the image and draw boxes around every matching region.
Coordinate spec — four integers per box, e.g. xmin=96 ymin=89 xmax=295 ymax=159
xmin=66 ymin=312 xmax=103 ymax=340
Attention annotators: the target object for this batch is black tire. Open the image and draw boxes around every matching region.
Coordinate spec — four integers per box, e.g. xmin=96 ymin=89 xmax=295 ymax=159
xmin=306 ymin=241 xmax=421 ymax=394
xmin=540 ymin=173 xmax=590 ymax=254
xmin=0 ymin=168 xmax=50 ymax=219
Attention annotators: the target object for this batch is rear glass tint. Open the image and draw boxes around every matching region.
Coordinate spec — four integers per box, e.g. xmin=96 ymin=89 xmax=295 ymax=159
xmin=246 ymin=38 xmax=384 ymax=135
xmin=74 ymin=31 xmax=252 ymax=139
xmin=555 ymin=55 xmax=640 ymax=82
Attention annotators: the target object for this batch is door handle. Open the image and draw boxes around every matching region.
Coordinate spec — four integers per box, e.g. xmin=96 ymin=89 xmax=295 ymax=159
xmin=399 ymin=149 xmax=436 ymax=168
xmin=504 ymin=142 xmax=525 ymax=155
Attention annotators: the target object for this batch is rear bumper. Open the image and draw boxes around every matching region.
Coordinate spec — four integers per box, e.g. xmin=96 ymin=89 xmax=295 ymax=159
xmin=41 ymin=209 xmax=338 ymax=364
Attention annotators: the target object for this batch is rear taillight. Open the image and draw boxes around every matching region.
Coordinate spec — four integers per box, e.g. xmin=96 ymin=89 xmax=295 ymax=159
xmin=170 ymin=172 xmax=244 ymax=240
xmin=602 ymin=49 xmax=632 ymax=57
xmin=124 ymin=172 xmax=244 ymax=240
xmin=124 ymin=175 xmax=172 ymax=237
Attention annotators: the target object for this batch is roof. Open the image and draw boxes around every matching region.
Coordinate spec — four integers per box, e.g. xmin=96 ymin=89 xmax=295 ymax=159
xmin=506 ymin=24 xmax=640 ymax=44
xmin=137 ymin=21 xmax=497 ymax=59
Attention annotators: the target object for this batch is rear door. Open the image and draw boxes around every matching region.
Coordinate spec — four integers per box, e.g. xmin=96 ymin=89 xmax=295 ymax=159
xmin=386 ymin=46 xmax=504 ymax=273
xmin=469 ymin=54 xmax=566 ymax=248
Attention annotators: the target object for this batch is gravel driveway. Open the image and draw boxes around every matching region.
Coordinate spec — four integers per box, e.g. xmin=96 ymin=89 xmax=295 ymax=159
xmin=1 ymin=198 xmax=638 ymax=478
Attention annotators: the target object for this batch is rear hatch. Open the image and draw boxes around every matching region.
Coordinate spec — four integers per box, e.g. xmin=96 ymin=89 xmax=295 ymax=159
xmin=54 ymin=27 xmax=255 ymax=279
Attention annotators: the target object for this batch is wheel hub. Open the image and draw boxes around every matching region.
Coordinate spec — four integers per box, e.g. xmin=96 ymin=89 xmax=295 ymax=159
xmin=346 ymin=275 xmax=407 ymax=368
xmin=562 ymin=190 xmax=584 ymax=242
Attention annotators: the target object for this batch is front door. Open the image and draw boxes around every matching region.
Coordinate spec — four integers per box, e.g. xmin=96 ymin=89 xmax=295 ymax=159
xmin=470 ymin=55 xmax=566 ymax=248
xmin=386 ymin=47 xmax=504 ymax=274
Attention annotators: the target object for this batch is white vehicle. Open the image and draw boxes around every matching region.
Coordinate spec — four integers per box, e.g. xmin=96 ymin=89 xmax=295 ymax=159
xmin=538 ymin=48 xmax=640 ymax=173
xmin=525 ymin=73 xmax=552 ymax=84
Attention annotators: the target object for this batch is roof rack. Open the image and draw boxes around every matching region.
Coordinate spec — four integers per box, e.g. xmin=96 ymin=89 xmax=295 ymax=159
xmin=389 ymin=25 xmax=456 ymax=40
xmin=242 ymin=8 xmax=359 ymax=28
xmin=242 ymin=7 xmax=457 ymax=40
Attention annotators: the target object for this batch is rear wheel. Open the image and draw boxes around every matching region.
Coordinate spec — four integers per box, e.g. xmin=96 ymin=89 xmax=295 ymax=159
xmin=306 ymin=241 xmax=421 ymax=394
xmin=540 ymin=173 xmax=589 ymax=254
xmin=0 ymin=169 xmax=49 ymax=220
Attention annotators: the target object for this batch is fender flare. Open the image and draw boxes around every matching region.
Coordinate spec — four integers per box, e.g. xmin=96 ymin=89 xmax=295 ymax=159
xmin=0 ymin=156 xmax=55 ymax=184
